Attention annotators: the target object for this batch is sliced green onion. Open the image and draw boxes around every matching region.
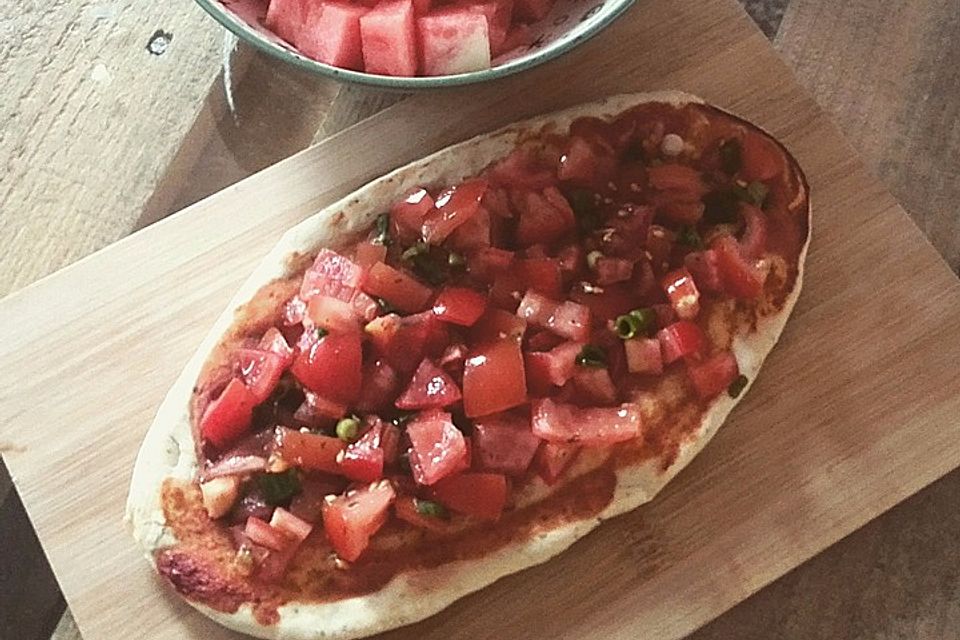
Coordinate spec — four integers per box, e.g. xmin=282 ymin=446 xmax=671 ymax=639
xmin=586 ymin=250 xmax=603 ymax=270
xmin=447 ymin=251 xmax=466 ymax=268
xmin=719 ymin=139 xmax=742 ymax=175
xmin=336 ymin=416 xmax=361 ymax=442
xmin=746 ymin=181 xmax=769 ymax=207
xmin=375 ymin=297 xmax=396 ymax=315
xmin=315 ymin=327 xmax=329 ymax=340
xmin=728 ymin=374 xmax=749 ymax=398
xmin=414 ymin=499 xmax=449 ymax=518
xmin=576 ymin=344 xmax=607 ymax=368
xmin=629 ymin=308 xmax=657 ymax=337
xmin=677 ymin=226 xmax=703 ymax=249
xmin=373 ymin=213 xmax=391 ymax=246
xmin=257 ymin=469 xmax=301 ymax=505
xmin=615 ymin=313 xmax=641 ymax=339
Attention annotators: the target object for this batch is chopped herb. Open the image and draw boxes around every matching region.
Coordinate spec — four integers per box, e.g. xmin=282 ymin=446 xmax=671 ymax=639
xmin=415 ymin=499 xmax=449 ymax=519
xmin=373 ymin=213 xmax=391 ymax=246
xmin=702 ymin=189 xmax=741 ymax=224
xmin=719 ymin=139 xmax=742 ymax=175
xmin=746 ymin=181 xmax=769 ymax=207
xmin=728 ymin=374 xmax=749 ymax=398
xmin=575 ymin=344 xmax=607 ymax=368
xmin=315 ymin=327 xmax=329 ymax=339
xmin=677 ymin=226 xmax=703 ymax=249
xmin=257 ymin=469 xmax=301 ymax=505
xmin=586 ymin=250 xmax=603 ymax=270
xmin=614 ymin=313 xmax=641 ymax=339
xmin=448 ymin=251 xmax=466 ymax=268
xmin=336 ymin=416 xmax=361 ymax=442
xmin=375 ymin=297 xmax=396 ymax=315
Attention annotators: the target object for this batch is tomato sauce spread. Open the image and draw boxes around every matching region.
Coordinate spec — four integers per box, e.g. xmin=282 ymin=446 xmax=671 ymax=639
xmin=161 ymin=101 xmax=808 ymax=613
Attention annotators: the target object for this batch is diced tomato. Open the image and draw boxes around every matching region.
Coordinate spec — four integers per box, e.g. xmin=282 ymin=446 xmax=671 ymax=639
xmin=362 ymin=262 xmax=433 ymax=313
xmin=245 ymin=516 xmax=291 ymax=552
xmin=293 ymin=391 xmax=345 ymax=427
xmin=458 ymin=0 xmax=512 ymax=55
xmin=497 ymin=22 xmax=533 ymax=55
xmin=433 ymin=286 xmax=488 ymax=326
xmin=259 ymin=327 xmax=294 ymax=366
xmin=657 ymin=320 xmax=706 ymax=364
xmin=549 ymin=300 xmax=591 ymax=342
xmin=446 ymin=205 xmax=492 ymax=252
xmin=684 ymin=250 xmax=723 ymax=293
xmin=236 ymin=348 xmax=286 ymax=404
xmin=712 ymin=235 xmax=765 ymax=299
xmin=518 ymin=257 xmax=563 ymax=298
xmin=291 ymin=330 xmax=362 ymax=405
xmin=200 ymin=378 xmax=256 ymax=449
xmin=406 ymin=410 xmax=469 ymax=485
xmin=275 ymin=427 xmax=346 ymax=474
xmin=646 ymin=225 xmax=676 ymax=272
xmin=391 ymin=187 xmax=435 ymax=242
xmin=463 ymin=339 xmax=528 ymax=417
xmin=687 ymin=351 xmax=740 ymax=400
xmin=431 ymin=472 xmax=507 ymax=521
xmin=740 ymin=203 xmax=768 ymax=259
xmin=557 ymin=136 xmax=612 ymax=188
xmin=359 ymin=0 xmax=418 ymax=76
xmin=395 ymin=358 xmax=462 ymax=409
xmin=470 ymin=308 xmax=526 ymax=344
xmin=418 ymin=9 xmax=491 ymax=76
xmin=289 ymin=475 xmax=346 ymax=523
xmin=659 ymin=200 xmax=705 ymax=224
xmin=516 ymin=290 xmax=555 ymax=327
xmin=467 ymin=246 xmax=514 ymax=282
xmin=265 ymin=0 xmax=304 ymax=43
xmin=651 ymin=303 xmax=675 ymax=328
xmin=381 ymin=422 xmax=401 ymax=465
xmin=646 ymin=163 xmax=706 ymax=196
xmin=661 ymin=267 xmax=701 ymax=320
xmin=356 ymin=358 xmax=399 ymax=412
xmin=740 ymin=132 xmax=782 ymax=181
xmin=524 ymin=340 xmax=580 ymax=390
xmin=394 ymin=495 xmax=450 ymax=532
xmin=300 ymin=249 xmax=366 ymax=302
xmin=421 ymin=179 xmax=488 ymax=244
xmin=339 ymin=421 xmax=387 ymax=482
xmin=624 ymin=337 xmax=663 ymax=374
xmin=298 ymin=2 xmax=369 ymax=70
xmin=594 ymin=256 xmax=634 ymax=285
xmin=485 ymin=147 xmax=555 ymax=190
xmin=354 ymin=241 xmax=387 ymax=269
xmin=535 ymin=441 xmax=580 ymax=484
xmin=531 ymin=398 xmax=642 ymax=446
xmin=366 ymin=311 xmax=449 ymax=374
xmin=269 ymin=507 xmax=313 ymax=542
xmin=569 ymin=282 xmax=635 ymax=324
xmin=515 ymin=186 xmax=576 ymax=246
xmin=472 ymin=413 xmax=541 ymax=475
xmin=572 ymin=367 xmax=618 ymax=405
xmin=322 ymin=481 xmax=396 ymax=562
xmin=556 ymin=243 xmax=584 ymax=276
xmin=306 ymin=295 xmax=362 ymax=333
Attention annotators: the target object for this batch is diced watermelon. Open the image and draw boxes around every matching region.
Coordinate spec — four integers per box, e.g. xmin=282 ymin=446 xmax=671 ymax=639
xmin=265 ymin=0 xmax=305 ymax=44
xmin=458 ymin=0 xmax=513 ymax=55
xmin=360 ymin=0 xmax=419 ymax=76
xmin=418 ymin=8 xmax=491 ymax=76
xmin=513 ymin=0 xmax=553 ymax=21
xmin=298 ymin=2 xmax=369 ymax=70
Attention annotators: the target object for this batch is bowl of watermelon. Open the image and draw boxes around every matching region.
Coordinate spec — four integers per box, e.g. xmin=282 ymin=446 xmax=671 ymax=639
xmin=198 ymin=0 xmax=633 ymax=86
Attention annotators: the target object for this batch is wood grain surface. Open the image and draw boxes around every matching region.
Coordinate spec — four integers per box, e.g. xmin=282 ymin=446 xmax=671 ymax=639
xmin=2 ymin=2 xmax=960 ymax=640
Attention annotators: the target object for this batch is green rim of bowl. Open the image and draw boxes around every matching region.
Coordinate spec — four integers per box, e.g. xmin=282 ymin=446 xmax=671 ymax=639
xmin=194 ymin=0 xmax=636 ymax=89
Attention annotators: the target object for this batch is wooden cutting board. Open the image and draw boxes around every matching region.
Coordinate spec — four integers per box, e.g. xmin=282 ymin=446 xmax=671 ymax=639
xmin=3 ymin=0 xmax=960 ymax=638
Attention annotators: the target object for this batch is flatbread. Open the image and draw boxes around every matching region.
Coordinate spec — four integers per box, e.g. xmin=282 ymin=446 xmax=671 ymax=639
xmin=126 ymin=90 xmax=810 ymax=640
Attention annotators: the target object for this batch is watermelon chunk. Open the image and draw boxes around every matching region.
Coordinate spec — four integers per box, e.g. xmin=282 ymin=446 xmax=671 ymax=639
xmin=458 ymin=0 xmax=513 ymax=56
xmin=298 ymin=2 xmax=369 ymax=70
xmin=360 ymin=0 xmax=419 ymax=76
xmin=514 ymin=0 xmax=553 ymax=22
xmin=418 ymin=8 xmax=491 ymax=75
xmin=265 ymin=0 xmax=305 ymax=44
xmin=412 ymin=0 xmax=432 ymax=14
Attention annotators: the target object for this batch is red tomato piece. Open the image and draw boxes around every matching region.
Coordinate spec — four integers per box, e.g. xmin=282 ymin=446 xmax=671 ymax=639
xmin=354 ymin=240 xmax=387 ymax=269
xmin=446 ymin=205 xmax=492 ymax=252
xmin=265 ymin=0 xmax=304 ymax=43
xmin=659 ymin=200 xmax=705 ymax=224
xmin=417 ymin=8 xmax=491 ymax=75
xmin=557 ymin=136 xmax=613 ymax=188
xmin=516 ymin=290 xmax=556 ymax=327
xmin=518 ymin=257 xmax=563 ymax=299
xmin=661 ymin=267 xmax=701 ymax=320
xmin=339 ymin=421 xmax=387 ymax=482
xmin=322 ymin=481 xmax=396 ymax=562
xmin=356 ymin=358 xmax=399 ymax=413
xmin=646 ymin=225 xmax=676 ymax=272
xmin=556 ymin=243 xmax=585 ymax=276
xmin=421 ymin=179 xmax=488 ymax=244
xmin=391 ymin=187 xmax=435 ymax=242
xmin=259 ymin=327 xmax=294 ymax=366
xmin=572 ymin=367 xmax=618 ymax=405
xmin=366 ymin=311 xmax=449 ymax=374
xmin=740 ymin=203 xmax=768 ymax=259
xmin=394 ymin=495 xmax=451 ymax=532
xmin=306 ymin=295 xmax=362 ymax=333
xmin=646 ymin=163 xmax=706 ymax=196
xmin=548 ymin=300 xmax=591 ymax=342
xmin=472 ymin=414 xmax=541 ymax=475
xmin=531 ymin=399 xmax=642 ymax=446
xmin=467 ymin=246 xmax=514 ymax=282
xmin=362 ymin=262 xmax=433 ymax=313
xmin=740 ymin=132 xmax=783 ymax=181
xmin=395 ymin=358 xmax=463 ymax=410
xmin=300 ymin=249 xmax=366 ymax=301
xmin=657 ymin=320 xmax=706 ymax=364
xmin=359 ymin=0 xmax=418 ymax=76
xmin=594 ymin=256 xmax=634 ymax=286
xmin=433 ymin=286 xmax=488 ymax=326
xmin=282 ymin=296 xmax=307 ymax=326
xmin=514 ymin=186 xmax=576 ymax=247
xmin=484 ymin=147 xmax=555 ymax=190
xmin=526 ymin=340 xmax=581 ymax=388
xmin=569 ymin=282 xmax=636 ymax=324
xmin=293 ymin=391 xmax=346 ymax=427
xmin=298 ymin=2 xmax=369 ymax=70
xmin=236 ymin=348 xmax=287 ymax=404
xmin=712 ymin=235 xmax=765 ymax=299
xmin=535 ymin=441 xmax=580 ymax=484
xmin=245 ymin=516 xmax=291 ymax=552
xmin=469 ymin=308 xmax=526 ymax=344
xmin=431 ymin=472 xmax=507 ymax=521
xmin=406 ymin=410 xmax=469 ymax=485
xmin=291 ymin=330 xmax=362 ymax=405
xmin=275 ymin=427 xmax=346 ymax=473
xmin=684 ymin=250 xmax=723 ymax=293
xmin=687 ymin=351 xmax=740 ymax=400
xmin=651 ymin=303 xmax=676 ymax=329
xmin=269 ymin=507 xmax=313 ymax=542
xmin=200 ymin=378 xmax=256 ymax=449
xmin=463 ymin=339 xmax=528 ymax=417
xmin=624 ymin=337 xmax=664 ymax=375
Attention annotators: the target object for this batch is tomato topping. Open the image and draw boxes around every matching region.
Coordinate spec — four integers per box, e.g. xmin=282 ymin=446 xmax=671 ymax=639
xmin=362 ymin=262 xmax=433 ymax=314
xmin=339 ymin=421 xmax=387 ymax=482
xmin=571 ymin=367 xmax=618 ymax=405
xmin=394 ymin=495 xmax=451 ymax=532
xmin=740 ymin=132 xmax=782 ymax=181
xmin=514 ymin=187 xmax=576 ymax=246
xmin=684 ymin=250 xmax=723 ymax=293
xmin=661 ymin=267 xmax=701 ymax=320
xmin=646 ymin=225 xmax=676 ymax=272
xmin=421 ymin=179 xmax=488 ymax=244
xmin=472 ymin=413 xmax=541 ymax=475
xmin=516 ymin=292 xmax=591 ymax=342
xmin=646 ymin=163 xmax=706 ymax=196
xmin=739 ymin=203 xmax=768 ymax=259
xmin=624 ymin=337 xmax=664 ymax=375
xmin=275 ymin=428 xmax=346 ymax=473
xmin=463 ymin=339 xmax=528 ymax=417
xmin=433 ymin=286 xmax=488 ymax=326
xmin=531 ymin=399 xmax=642 ymax=446
xmin=269 ymin=507 xmax=313 ymax=542
xmin=712 ymin=235 xmax=765 ymax=299
xmin=245 ymin=516 xmax=292 ymax=552
xmin=557 ymin=136 xmax=614 ymax=188
xmin=395 ymin=358 xmax=463 ymax=410
xmin=467 ymin=246 xmax=514 ymax=282
xmin=406 ymin=410 xmax=469 ymax=485
xmin=523 ymin=340 xmax=581 ymax=395
xmin=535 ymin=442 xmax=580 ymax=484
xmin=518 ymin=257 xmax=563 ymax=299
xmin=446 ymin=205 xmax=492 ymax=252
xmin=258 ymin=327 xmax=294 ymax=365
xmin=356 ymin=358 xmax=399 ymax=413
xmin=306 ymin=295 xmax=363 ymax=333
xmin=687 ymin=351 xmax=740 ymax=400
xmin=469 ymin=308 xmax=526 ymax=344
xmin=431 ymin=472 xmax=508 ymax=521
xmin=485 ymin=147 xmax=555 ymax=189
xmin=291 ymin=330 xmax=362 ymax=405
xmin=594 ymin=256 xmax=633 ymax=286
xmin=293 ymin=391 xmax=346 ymax=427
xmin=200 ymin=378 xmax=256 ymax=449
xmin=657 ymin=320 xmax=706 ymax=364
xmin=658 ymin=200 xmax=705 ymax=225
xmin=354 ymin=240 xmax=387 ymax=269
xmin=322 ymin=481 xmax=396 ymax=562
xmin=366 ymin=311 xmax=448 ymax=374
xmin=392 ymin=187 xmax=435 ymax=242
xmin=236 ymin=348 xmax=287 ymax=404
xmin=300 ymin=249 xmax=366 ymax=302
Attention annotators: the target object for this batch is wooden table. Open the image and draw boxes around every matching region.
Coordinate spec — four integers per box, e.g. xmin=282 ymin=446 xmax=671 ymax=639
xmin=2 ymin=0 xmax=958 ymax=638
